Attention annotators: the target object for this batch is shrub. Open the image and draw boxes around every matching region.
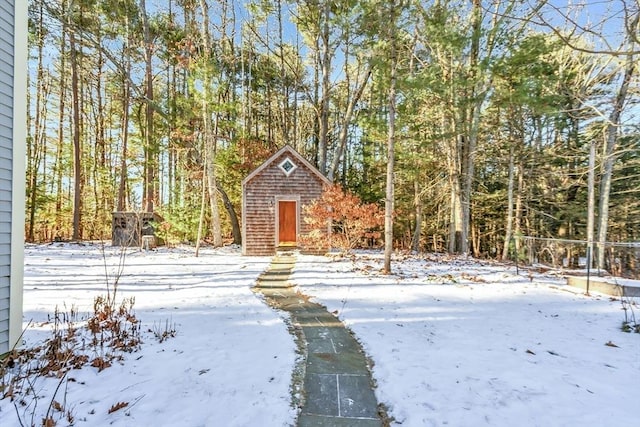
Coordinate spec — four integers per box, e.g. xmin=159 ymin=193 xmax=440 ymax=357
xmin=302 ymin=184 xmax=384 ymax=254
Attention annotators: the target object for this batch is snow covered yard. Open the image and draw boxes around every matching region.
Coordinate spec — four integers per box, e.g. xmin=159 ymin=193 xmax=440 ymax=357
xmin=1 ymin=243 xmax=639 ymax=426
xmin=293 ymin=253 xmax=640 ymax=426
xmin=2 ymin=243 xmax=297 ymax=427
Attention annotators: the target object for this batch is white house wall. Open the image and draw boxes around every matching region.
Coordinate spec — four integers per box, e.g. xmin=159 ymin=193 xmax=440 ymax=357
xmin=0 ymin=0 xmax=26 ymax=354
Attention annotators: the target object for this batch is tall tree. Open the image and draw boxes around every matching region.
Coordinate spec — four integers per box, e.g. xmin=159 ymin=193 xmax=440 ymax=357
xmin=596 ymin=11 xmax=639 ymax=268
xmin=116 ymin=1 xmax=135 ymax=212
xmin=140 ymin=0 xmax=156 ymax=213
xmin=26 ymin=0 xmax=49 ymax=242
xmin=198 ymin=0 xmax=223 ymax=247
xmin=68 ymin=0 xmax=83 ymax=240
xmin=383 ymin=0 xmax=400 ymax=273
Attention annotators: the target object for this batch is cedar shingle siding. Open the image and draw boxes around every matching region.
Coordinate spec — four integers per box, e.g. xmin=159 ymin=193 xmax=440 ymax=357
xmin=0 ymin=0 xmax=25 ymax=355
xmin=242 ymin=146 xmax=330 ymax=256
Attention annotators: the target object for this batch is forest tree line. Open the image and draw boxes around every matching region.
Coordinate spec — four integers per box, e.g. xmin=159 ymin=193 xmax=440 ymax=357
xmin=26 ymin=0 xmax=639 ymax=266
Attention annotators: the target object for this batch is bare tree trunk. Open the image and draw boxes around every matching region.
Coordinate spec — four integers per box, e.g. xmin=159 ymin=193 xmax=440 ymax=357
xmin=318 ymin=0 xmax=331 ymax=174
xmin=502 ymin=145 xmax=515 ymax=260
xmin=198 ymin=0 xmax=223 ymax=247
xmin=27 ymin=0 xmax=47 ymax=241
xmin=458 ymin=0 xmax=484 ymax=256
xmin=195 ymin=153 xmax=208 ymax=257
xmin=276 ymin=0 xmax=289 ymax=143
xmin=448 ymin=169 xmax=464 ymax=253
xmin=293 ymin=31 xmax=300 ymax=148
xmin=217 ymin=182 xmax=242 ymax=244
xmin=70 ymin=28 xmax=82 ymax=240
xmin=514 ymin=161 xmax=523 ymax=254
xmin=240 ymin=30 xmax=250 ymax=135
xmin=140 ymin=0 xmax=155 ymax=213
xmin=117 ymin=24 xmax=131 ymax=212
xmin=384 ymin=0 xmax=397 ymax=274
xmin=195 ymin=0 xmax=212 ymax=252
xmin=94 ymin=43 xmax=107 ymax=237
xmin=411 ymin=180 xmax=422 ymax=252
xmin=586 ymin=138 xmax=596 ymax=267
xmin=447 ymin=100 xmax=464 ymax=253
xmin=55 ymin=17 xmax=67 ymax=238
xmin=166 ymin=0 xmax=175 ymax=211
xmin=328 ymin=65 xmax=373 ymax=182
xmin=206 ymin=132 xmax=223 ymax=247
xmin=312 ymin=35 xmax=320 ymax=163
xmin=597 ymin=13 xmax=637 ymax=269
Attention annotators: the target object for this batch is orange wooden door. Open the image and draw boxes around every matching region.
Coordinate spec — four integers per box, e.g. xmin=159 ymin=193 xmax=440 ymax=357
xmin=278 ymin=201 xmax=297 ymax=245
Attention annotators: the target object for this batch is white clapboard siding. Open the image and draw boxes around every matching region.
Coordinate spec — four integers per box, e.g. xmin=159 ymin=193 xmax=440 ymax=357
xmin=0 ymin=0 xmax=14 ymax=354
xmin=0 ymin=0 xmax=26 ymax=355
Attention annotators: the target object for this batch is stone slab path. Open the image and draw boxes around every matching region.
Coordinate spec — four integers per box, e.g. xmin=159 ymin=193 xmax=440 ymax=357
xmin=255 ymin=253 xmax=384 ymax=427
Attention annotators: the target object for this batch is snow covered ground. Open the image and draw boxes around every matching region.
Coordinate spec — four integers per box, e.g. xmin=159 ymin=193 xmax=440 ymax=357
xmin=1 ymin=243 xmax=639 ymax=426
xmin=293 ymin=253 xmax=640 ymax=426
xmin=3 ymin=243 xmax=296 ymax=427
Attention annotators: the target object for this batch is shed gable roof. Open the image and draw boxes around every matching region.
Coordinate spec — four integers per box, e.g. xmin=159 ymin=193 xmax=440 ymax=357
xmin=242 ymin=144 xmax=331 ymax=187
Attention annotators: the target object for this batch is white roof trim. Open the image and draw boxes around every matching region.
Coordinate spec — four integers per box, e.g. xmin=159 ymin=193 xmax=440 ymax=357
xmin=242 ymin=145 xmax=331 ymax=187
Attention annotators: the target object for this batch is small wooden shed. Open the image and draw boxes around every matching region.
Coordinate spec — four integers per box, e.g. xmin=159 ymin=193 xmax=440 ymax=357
xmin=242 ymin=145 xmax=330 ymax=256
xmin=112 ymin=212 xmax=164 ymax=248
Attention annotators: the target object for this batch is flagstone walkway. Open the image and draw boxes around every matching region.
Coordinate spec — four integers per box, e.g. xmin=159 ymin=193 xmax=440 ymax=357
xmin=255 ymin=253 xmax=385 ymax=427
